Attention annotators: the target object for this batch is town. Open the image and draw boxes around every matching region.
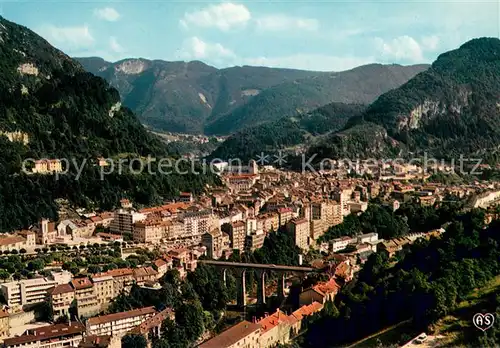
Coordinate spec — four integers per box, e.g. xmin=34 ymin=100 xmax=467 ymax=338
xmin=0 ymin=158 xmax=499 ymax=348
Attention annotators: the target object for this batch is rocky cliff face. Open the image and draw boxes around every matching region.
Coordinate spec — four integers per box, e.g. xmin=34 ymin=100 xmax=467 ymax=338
xmin=306 ymin=38 xmax=500 ymax=160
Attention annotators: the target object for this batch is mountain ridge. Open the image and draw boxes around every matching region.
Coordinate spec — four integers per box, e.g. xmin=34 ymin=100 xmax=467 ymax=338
xmin=306 ymin=37 xmax=500 ymax=161
xmin=0 ymin=16 xmax=218 ymax=231
xmin=76 ymin=56 xmax=429 ymax=135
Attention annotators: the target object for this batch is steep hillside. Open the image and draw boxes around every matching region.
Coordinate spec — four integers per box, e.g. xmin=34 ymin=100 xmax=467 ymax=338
xmin=210 ymin=102 xmax=366 ymax=161
xmin=204 ymin=63 xmax=429 ymax=135
xmin=77 ymin=57 xmax=321 ymax=134
xmin=0 ymin=16 xmax=218 ymax=231
xmin=309 ymin=38 xmax=500 ymax=160
xmin=77 ymin=57 xmax=428 ymax=135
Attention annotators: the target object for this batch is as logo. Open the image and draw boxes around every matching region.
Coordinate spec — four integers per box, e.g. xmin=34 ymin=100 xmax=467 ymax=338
xmin=473 ymin=313 xmax=495 ymax=331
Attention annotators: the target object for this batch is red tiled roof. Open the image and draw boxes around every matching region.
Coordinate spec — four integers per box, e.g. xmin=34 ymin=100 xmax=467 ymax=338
xmin=0 ymin=236 xmax=26 ymax=246
xmin=95 ymin=268 xmax=133 ymax=278
xmin=4 ymin=322 xmax=85 ymax=346
xmin=311 ymin=278 xmax=341 ymax=296
xmin=49 ymin=283 xmax=74 ymax=296
xmin=154 ymin=259 xmax=167 ymax=268
xmin=71 ymin=277 xmax=93 ymax=290
xmin=87 ymin=307 xmax=156 ymax=326
xmin=199 ymin=321 xmax=260 ymax=348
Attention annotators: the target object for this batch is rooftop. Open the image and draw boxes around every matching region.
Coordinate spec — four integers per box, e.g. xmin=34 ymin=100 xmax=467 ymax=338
xmin=87 ymin=306 xmax=156 ymax=326
xmin=4 ymin=322 xmax=85 ymax=346
xmin=199 ymin=320 xmax=260 ymax=348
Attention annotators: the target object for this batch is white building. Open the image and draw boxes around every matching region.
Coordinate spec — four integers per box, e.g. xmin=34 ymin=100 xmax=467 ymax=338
xmin=1 ymin=271 xmax=72 ymax=308
xmin=86 ymin=306 xmax=157 ymax=337
xmin=110 ymin=209 xmax=146 ymax=235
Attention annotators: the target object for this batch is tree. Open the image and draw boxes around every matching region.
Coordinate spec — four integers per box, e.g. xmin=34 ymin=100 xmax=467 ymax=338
xmin=28 ymin=259 xmax=45 ymax=272
xmin=87 ymin=265 xmax=102 ymax=274
xmin=121 ymin=334 xmax=147 ymax=348
xmin=175 ymin=301 xmax=205 ymax=342
xmin=0 ymin=270 xmax=10 ymax=281
xmin=163 ymin=269 xmax=181 ymax=287
xmin=323 ymin=301 xmax=339 ymax=318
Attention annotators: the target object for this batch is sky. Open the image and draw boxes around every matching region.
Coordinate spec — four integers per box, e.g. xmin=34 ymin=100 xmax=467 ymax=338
xmin=1 ymin=0 xmax=499 ymax=71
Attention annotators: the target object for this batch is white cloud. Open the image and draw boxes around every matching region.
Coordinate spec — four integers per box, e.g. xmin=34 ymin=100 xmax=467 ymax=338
xmin=244 ymin=54 xmax=374 ymax=72
xmin=179 ymin=37 xmax=236 ymax=63
xmin=421 ymin=35 xmax=440 ymax=51
xmin=94 ymin=7 xmax=120 ymax=22
xmin=37 ymin=24 xmax=94 ymax=50
xmin=181 ymin=3 xmax=251 ymax=31
xmin=256 ymin=15 xmax=319 ymax=32
xmin=109 ymin=36 xmax=123 ymax=53
xmin=374 ymin=35 xmax=424 ymax=62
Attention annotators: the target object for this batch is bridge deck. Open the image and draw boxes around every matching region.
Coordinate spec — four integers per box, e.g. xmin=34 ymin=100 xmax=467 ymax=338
xmin=199 ymin=260 xmax=316 ymax=272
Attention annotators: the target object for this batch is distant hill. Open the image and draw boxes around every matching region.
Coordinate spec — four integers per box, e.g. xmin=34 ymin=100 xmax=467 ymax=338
xmin=76 ymin=57 xmax=321 ymax=134
xmin=76 ymin=57 xmax=428 ymax=135
xmin=308 ymin=38 xmax=500 ymax=161
xmin=204 ymin=63 xmax=429 ymax=135
xmin=0 ymin=16 xmax=218 ymax=231
xmin=210 ymin=102 xmax=366 ymax=161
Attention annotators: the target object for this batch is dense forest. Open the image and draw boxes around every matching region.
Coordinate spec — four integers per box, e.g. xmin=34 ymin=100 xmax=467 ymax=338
xmin=303 ymin=209 xmax=499 ymax=347
xmin=0 ymin=16 xmax=219 ymax=231
xmin=318 ymin=201 xmax=463 ymax=243
xmin=210 ymin=102 xmax=366 ymax=161
xmin=307 ymin=38 xmax=500 ymax=160
xmin=204 ymin=64 xmax=427 ymax=135
xmin=77 ymin=56 xmax=426 ymax=135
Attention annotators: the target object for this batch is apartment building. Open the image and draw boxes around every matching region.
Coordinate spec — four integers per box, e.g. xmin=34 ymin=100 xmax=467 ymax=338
xmin=153 ymin=258 xmax=173 ymax=278
xmin=347 ymin=201 xmax=368 ymax=213
xmin=1 ymin=271 xmax=72 ymax=308
xmin=92 ymin=275 xmax=114 ymax=312
xmin=199 ymin=320 xmax=261 ymax=348
xmin=258 ymin=310 xmax=292 ymax=348
xmin=3 ymin=322 xmax=85 ymax=348
xmin=330 ymin=236 xmax=356 ymax=252
xmin=165 ymin=219 xmax=185 ymax=240
xmin=257 ymin=213 xmax=279 ymax=233
xmin=71 ymin=277 xmax=100 ymax=318
xmin=182 ymin=209 xmax=215 ymax=237
xmin=202 ymin=229 xmax=230 ymax=259
xmin=93 ymin=268 xmax=134 ymax=296
xmin=133 ymin=220 xmax=168 ymax=243
xmin=225 ymin=174 xmax=259 ymax=192
xmin=309 ymin=219 xmax=326 ymax=241
xmin=224 ymin=220 xmax=246 ymax=251
xmin=245 ymin=230 xmax=265 ymax=252
xmin=133 ymin=267 xmax=158 ymax=285
xmin=357 ymin=233 xmax=378 ymax=244
xmin=277 ymin=208 xmax=294 ymax=226
xmin=86 ymin=307 xmax=157 ymax=337
xmin=110 ymin=209 xmax=146 ymax=235
xmin=286 ymin=218 xmax=310 ymax=250
xmin=49 ymin=283 xmax=75 ymax=317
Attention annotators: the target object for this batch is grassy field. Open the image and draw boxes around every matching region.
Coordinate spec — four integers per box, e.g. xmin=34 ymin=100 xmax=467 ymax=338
xmin=348 ymin=275 xmax=500 ymax=348
xmin=429 ymin=274 xmax=500 ymax=346
xmin=347 ymin=320 xmax=418 ymax=347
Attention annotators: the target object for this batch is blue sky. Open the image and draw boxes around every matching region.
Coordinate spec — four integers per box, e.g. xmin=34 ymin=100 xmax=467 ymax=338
xmin=1 ymin=0 xmax=499 ymax=71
